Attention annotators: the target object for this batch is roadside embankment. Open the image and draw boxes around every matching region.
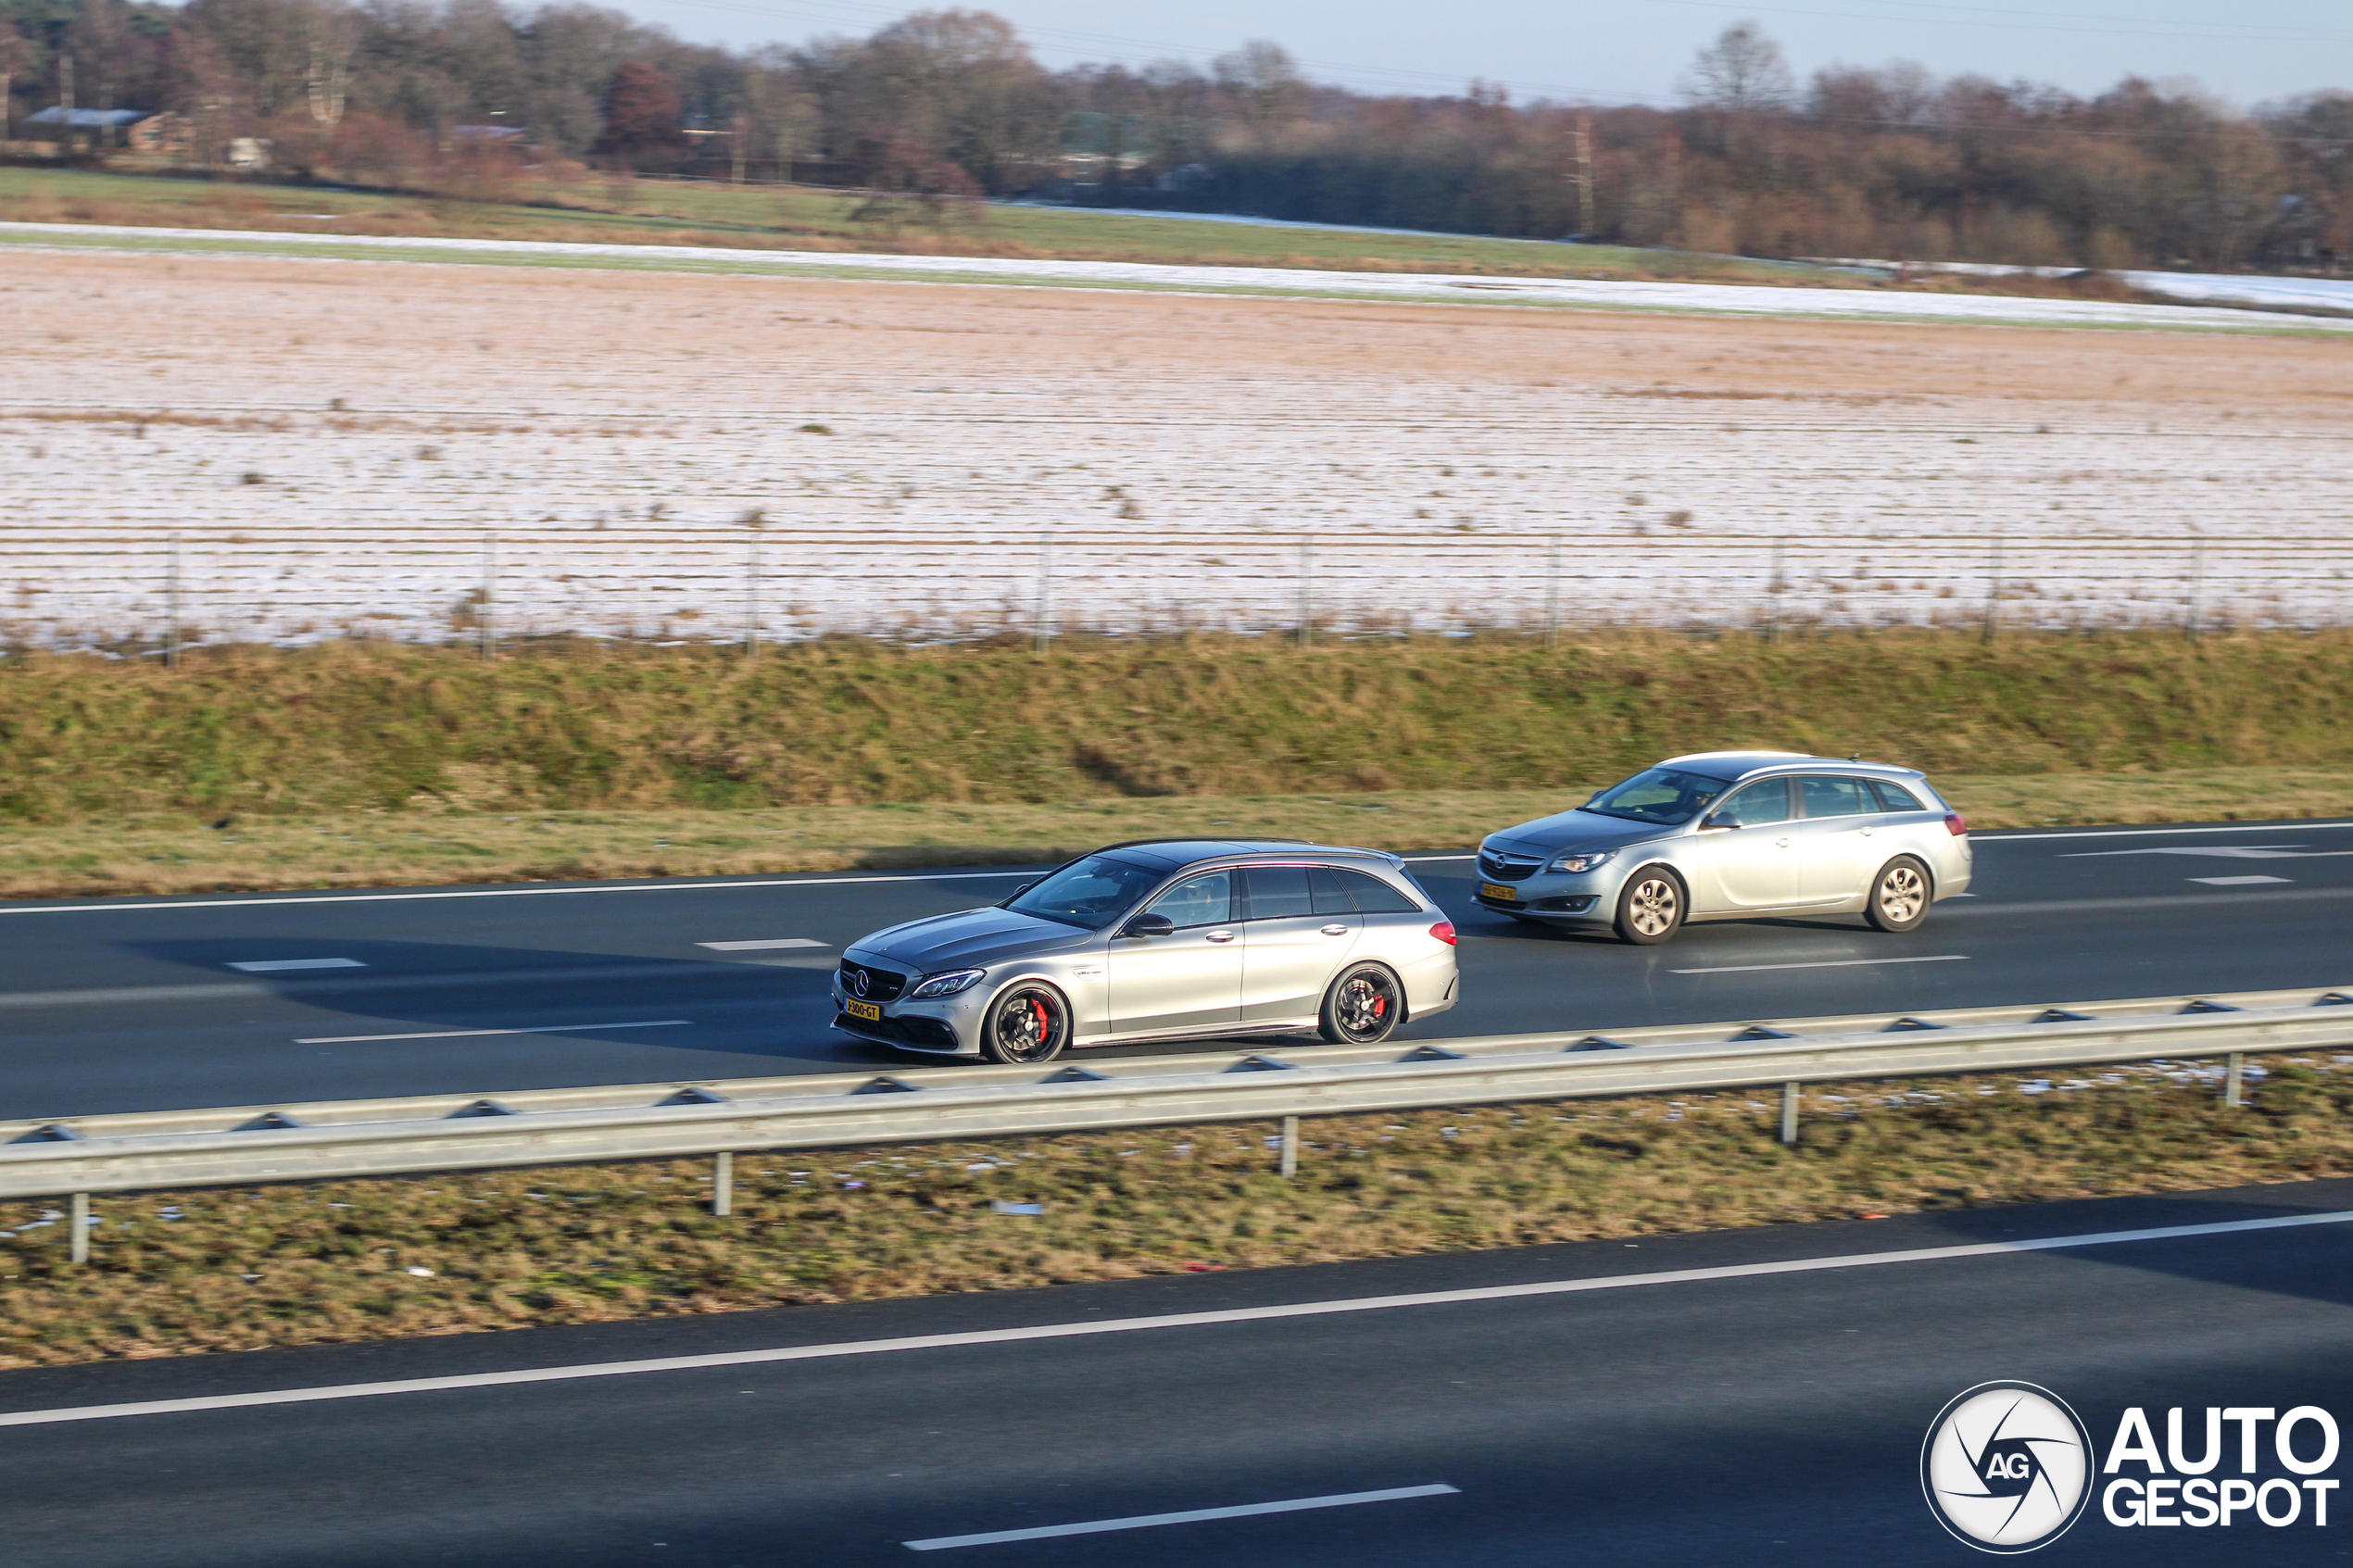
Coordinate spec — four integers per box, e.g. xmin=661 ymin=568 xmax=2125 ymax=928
xmin=3 ymin=1058 xmax=2348 ymax=1367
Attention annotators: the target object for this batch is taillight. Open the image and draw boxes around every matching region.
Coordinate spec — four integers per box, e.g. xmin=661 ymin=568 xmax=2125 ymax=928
xmin=1429 ymin=921 xmax=1458 ymax=946
xmin=1944 ymin=813 xmax=1969 ymax=836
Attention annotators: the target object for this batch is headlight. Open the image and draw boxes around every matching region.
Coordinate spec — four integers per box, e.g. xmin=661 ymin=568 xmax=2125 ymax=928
xmin=908 ymin=968 xmax=987 ymax=999
xmin=1549 ymin=849 xmax=1616 ymax=873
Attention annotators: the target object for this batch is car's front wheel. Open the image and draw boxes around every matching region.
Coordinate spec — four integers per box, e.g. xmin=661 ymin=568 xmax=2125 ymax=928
xmin=980 ymin=983 xmax=1070 ymax=1064
xmin=1319 ymin=963 xmax=1404 ymax=1045
xmin=1614 ymin=870 xmax=1686 ymax=945
xmin=1864 ymin=857 xmax=1931 ymax=933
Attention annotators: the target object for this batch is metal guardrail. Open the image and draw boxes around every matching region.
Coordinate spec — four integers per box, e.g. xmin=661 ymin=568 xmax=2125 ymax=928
xmin=8 ymin=987 xmax=2350 ymax=1259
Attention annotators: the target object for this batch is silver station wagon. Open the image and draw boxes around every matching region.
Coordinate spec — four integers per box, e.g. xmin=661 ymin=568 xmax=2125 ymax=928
xmin=1475 ymin=751 xmax=1972 ymax=943
xmin=832 ymin=839 xmax=1460 ymax=1063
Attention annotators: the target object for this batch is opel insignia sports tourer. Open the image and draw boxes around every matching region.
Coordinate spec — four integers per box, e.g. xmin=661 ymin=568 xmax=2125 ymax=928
xmin=1475 ymin=751 xmax=1971 ymax=944
xmin=832 ymin=840 xmax=1460 ymax=1063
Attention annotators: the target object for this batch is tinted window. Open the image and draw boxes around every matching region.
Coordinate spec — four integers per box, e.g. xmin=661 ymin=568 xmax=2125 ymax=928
xmin=1583 ymin=766 xmax=1733 ymax=826
xmin=1309 ymin=866 xmax=1356 ymax=917
xmin=1004 ymin=854 xmax=1164 ymax=929
xmin=1242 ymin=865 xmax=1315 ymax=921
xmin=1799 ymin=776 xmax=1872 ymax=818
xmin=1718 ymin=778 xmax=1794 ymax=826
xmin=1333 ymin=867 xmax=1422 ymax=914
xmin=1144 ymin=869 xmax=1233 ymax=930
xmin=1871 ymin=780 xmax=1928 ymax=812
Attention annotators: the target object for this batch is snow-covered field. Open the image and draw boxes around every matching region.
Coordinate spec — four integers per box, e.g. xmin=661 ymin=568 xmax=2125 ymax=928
xmin=6 ymin=242 xmax=2348 ymax=648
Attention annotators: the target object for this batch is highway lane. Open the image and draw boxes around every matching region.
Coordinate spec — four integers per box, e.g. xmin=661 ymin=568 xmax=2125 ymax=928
xmin=2 ymin=818 xmax=2350 ymax=1118
xmin=4 ymin=1177 xmax=2349 ymax=1566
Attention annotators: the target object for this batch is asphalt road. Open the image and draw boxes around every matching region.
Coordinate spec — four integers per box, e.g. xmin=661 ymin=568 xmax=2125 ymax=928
xmin=4 ymin=1177 xmax=2349 ymax=1566
xmin=4 ymin=818 xmax=2351 ymax=1119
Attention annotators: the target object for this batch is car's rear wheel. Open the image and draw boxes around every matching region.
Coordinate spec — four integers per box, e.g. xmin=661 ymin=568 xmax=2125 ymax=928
xmin=1319 ymin=963 xmax=1404 ymax=1045
xmin=980 ymin=983 xmax=1070 ymax=1064
xmin=1614 ymin=870 xmax=1686 ymax=945
xmin=1864 ymin=857 xmax=1931 ymax=933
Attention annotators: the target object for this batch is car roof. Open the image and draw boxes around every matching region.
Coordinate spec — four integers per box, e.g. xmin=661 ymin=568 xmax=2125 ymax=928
xmin=1657 ymin=751 xmax=1927 ymax=782
xmin=1092 ymin=838 xmax=1400 ymax=872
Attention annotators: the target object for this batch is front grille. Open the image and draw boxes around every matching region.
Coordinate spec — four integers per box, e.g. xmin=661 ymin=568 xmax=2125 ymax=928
xmin=837 ymin=961 xmax=908 ymax=1002
xmin=833 ymin=1009 xmax=963 ymax=1052
xmin=1478 ymin=849 xmax=1543 ymax=884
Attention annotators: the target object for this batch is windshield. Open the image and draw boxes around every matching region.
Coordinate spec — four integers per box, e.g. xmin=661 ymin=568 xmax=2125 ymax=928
xmin=1580 ymin=766 xmax=1732 ymax=826
xmin=1002 ymin=854 xmax=1165 ymax=930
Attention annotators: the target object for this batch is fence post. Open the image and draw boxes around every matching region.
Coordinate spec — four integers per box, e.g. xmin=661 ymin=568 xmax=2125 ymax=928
xmin=480 ymin=531 xmax=497 ymax=660
xmin=69 ymin=1191 xmax=89 ymax=1264
xmin=1545 ymin=534 xmax=1562 ymax=651
xmin=1763 ymin=537 xmax=1781 ymax=643
xmin=1981 ymin=532 xmax=2003 ymax=644
xmin=713 ymin=1150 xmax=734 ymax=1215
xmin=746 ymin=532 xmax=761 ymax=659
xmin=1298 ymin=535 xmax=1314 ymax=646
xmin=1780 ymin=1082 xmax=1799 ymax=1145
xmin=1033 ymin=528 xmax=1053 ymax=656
xmin=2186 ymin=538 xmax=2204 ymax=644
xmin=1279 ymin=1115 xmax=1300 ymax=1178
xmin=2224 ymin=1052 xmax=2244 ymax=1109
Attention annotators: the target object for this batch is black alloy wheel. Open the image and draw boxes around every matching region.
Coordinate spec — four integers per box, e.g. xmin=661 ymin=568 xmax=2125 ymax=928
xmin=981 ymin=984 xmax=1071 ymax=1065
xmin=1319 ymin=963 xmax=1405 ymax=1045
xmin=1864 ymin=857 xmax=1931 ymax=933
xmin=1614 ymin=869 xmax=1686 ymax=945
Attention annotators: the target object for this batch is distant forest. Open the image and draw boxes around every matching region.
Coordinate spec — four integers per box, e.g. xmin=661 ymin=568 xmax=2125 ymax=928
xmin=3 ymin=0 xmax=2347 ymax=271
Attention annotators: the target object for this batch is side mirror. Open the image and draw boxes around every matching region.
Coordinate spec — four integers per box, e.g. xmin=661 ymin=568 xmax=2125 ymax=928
xmin=1012 ymin=881 xmax=1037 ymax=896
xmin=1700 ymin=813 xmax=1743 ymax=832
xmin=1118 ymin=911 xmax=1175 ymax=939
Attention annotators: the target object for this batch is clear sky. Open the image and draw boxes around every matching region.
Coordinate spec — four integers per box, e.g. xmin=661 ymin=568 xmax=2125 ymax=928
xmin=622 ymin=0 xmax=2349 ymax=110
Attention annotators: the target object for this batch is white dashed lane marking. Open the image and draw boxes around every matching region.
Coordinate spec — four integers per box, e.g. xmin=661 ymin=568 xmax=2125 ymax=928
xmin=697 ymin=939 xmax=830 ymax=951
xmin=227 ymin=959 xmax=367 ymax=972
xmin=2190 ymin=875 xmax=2295 ymax=886
xmin=903 ymin=1485 xmax=1462 ymax=1551
xmin=1670 ymin=955 xmax=1968 ymax=975
xmin=294 ymin=1020 xmax=691 ymax=1045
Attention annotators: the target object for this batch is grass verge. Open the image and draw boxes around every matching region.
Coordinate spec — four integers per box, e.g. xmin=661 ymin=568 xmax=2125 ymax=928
xmin=4 ymin=1056 xmax=2348 ymax=1367
xmin=7 ymin=769 xmax=2353 ymax=898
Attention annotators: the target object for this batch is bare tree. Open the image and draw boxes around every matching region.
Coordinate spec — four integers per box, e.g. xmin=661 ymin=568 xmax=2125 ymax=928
xmin=0 ymin=26 xmax=32 ymax=144
xmin=1682 ymin=21 xmax=1794 ymax=113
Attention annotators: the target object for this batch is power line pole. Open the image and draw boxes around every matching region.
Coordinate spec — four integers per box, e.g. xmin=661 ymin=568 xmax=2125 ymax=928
xmin=1571 ymin=109 xmax=1595 ymax=238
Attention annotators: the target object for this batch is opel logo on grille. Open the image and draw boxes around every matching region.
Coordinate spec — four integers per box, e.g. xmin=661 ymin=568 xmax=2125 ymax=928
xmin=848 ymin=967 xmax=871 ymax=997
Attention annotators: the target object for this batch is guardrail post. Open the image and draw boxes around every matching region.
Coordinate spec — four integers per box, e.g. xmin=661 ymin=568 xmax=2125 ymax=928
xmin=712 ymin=1151 xmax=734 ymax=1216
xmin=2224 ymin=1053 xmax=2245 ymax=1109
xmin=1780 ymin=1083 xmax=1799 ymax=1146
xmin=1279 ymin=1116 xmax=1300 ymax=1178
xmin=69 ymin=1192 xmax=89 ymax=1264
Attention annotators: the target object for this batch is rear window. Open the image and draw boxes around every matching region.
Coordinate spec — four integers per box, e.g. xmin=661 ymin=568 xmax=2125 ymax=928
xmin=1332 ymin=867 xmax=1422 ymax=914
xmin=1870 ymin=780 xmax=1928 ymax=812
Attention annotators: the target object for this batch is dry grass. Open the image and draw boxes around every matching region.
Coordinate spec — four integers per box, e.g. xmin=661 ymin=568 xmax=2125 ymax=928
xmin=5 ymin=1057 xmax=2348 ymax=1367
xmin=0 ymin=768 xmax=2348 ymax=899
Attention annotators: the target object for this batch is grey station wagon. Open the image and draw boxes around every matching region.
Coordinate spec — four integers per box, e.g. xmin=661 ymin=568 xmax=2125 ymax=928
xmin=1475 ymin=751 xmax=1972 ymax=943
xmin=832 ymin=840 xmax=1460 ymax=1063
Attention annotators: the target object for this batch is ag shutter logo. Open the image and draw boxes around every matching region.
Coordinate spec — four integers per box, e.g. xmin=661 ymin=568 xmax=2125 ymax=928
xmin=1921 ymin=1382 xmax=2095 ymax=1553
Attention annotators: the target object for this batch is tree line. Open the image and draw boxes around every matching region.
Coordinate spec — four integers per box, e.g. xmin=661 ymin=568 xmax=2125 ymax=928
xmin=3 ymin=0 xmax=2347 ymax=271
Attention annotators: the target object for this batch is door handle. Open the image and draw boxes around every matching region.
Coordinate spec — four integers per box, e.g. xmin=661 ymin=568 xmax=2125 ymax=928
xmin=1320 ymin=924 xmax=1350 ymax=935
xmin=1204 ymin=930 xmax=1236 ymax=943
xmin=1860 ymin=825 xmax=1875 ymax=836
xmin=1775 ymin=836 xmax=1792 ymax=847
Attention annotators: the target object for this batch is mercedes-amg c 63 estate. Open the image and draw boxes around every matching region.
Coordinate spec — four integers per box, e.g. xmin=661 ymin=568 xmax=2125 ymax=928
xmin=832 ymin=839 xmax=1460 ymax=1063
xmin=1475 ymin=751 xmax=1971 ymax=944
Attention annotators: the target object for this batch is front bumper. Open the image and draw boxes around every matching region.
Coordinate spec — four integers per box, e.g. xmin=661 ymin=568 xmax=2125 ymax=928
xmin=829 ymin=976 xmax=988 ymax=1057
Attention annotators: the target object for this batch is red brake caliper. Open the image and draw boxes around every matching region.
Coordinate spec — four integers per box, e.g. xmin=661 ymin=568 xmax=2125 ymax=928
xmin=1029 ymin=997 xmax=1051 ymax=1041
xmin=1372 ymin=996 xmax=1387 ymax=1019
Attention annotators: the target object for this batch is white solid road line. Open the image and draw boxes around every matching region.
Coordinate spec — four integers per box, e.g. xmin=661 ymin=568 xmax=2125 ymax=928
xmin=2191 ymin=876 xmax=2294 ymax=886
xmin=0 ymin=870 xmax=1032 ymax=916
xmin=902 ymin=1485 xmax=1461 ymax=1551
xmin=1986 ymin=821 xmax=2353 ymax=843
xmin=2 ymin=1209 xmax=2345 ymax=1431
xmin=697 ymin=938 xmax=830 ymax=951
xmin=293 ymin=1020 xmax=691 ymax=1045
xmin=1670 ymin=955 xmax=1969 ymax=975
xmin=227 ymin=958 xmax=366 ymax=972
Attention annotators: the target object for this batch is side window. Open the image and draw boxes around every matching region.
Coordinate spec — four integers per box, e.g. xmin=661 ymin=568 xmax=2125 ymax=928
xmin=1799 ymin=776 xmax=1872 ymax=818
xmin=1241 ymin=865 xmax=1315 ymax=921
xmin=1871 ymin=780 xmax=1927 ymax=812
xmin=1718 ymin=778 xmax=1793 ymax=825
xmin=1308 ymin=866 xmax=1357 ymax=917
xmin=1332 ymin=867 xmax=1422 ymax=914
xmin=1143 ymin=870 xmax=1232 ymax=930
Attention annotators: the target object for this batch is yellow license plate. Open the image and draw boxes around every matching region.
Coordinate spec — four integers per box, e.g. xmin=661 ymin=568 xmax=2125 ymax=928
xmin=1479 ymin=882 xmax=1517 ymax=901
xmin=846 ymin=999 xmax=883 ymax=1022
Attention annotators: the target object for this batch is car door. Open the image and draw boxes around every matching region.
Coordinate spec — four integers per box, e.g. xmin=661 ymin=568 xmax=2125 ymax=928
xmin=1796 ymin=775 xmax=1882 ymax=904
xmin=1106 ymin=868 xmax=1243 ymax=1035
xmin=1238 ymin=865 xmax=1361 ymax=1023
xmin=1691 ymin=777 xmax=1803 ymax=911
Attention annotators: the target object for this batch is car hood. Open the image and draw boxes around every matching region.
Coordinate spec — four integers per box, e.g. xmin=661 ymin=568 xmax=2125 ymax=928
xmin=850 ymin=907 xmax=1091 ymax=970
xmin=1484 ymin=809 xmax=1677 ymax=857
